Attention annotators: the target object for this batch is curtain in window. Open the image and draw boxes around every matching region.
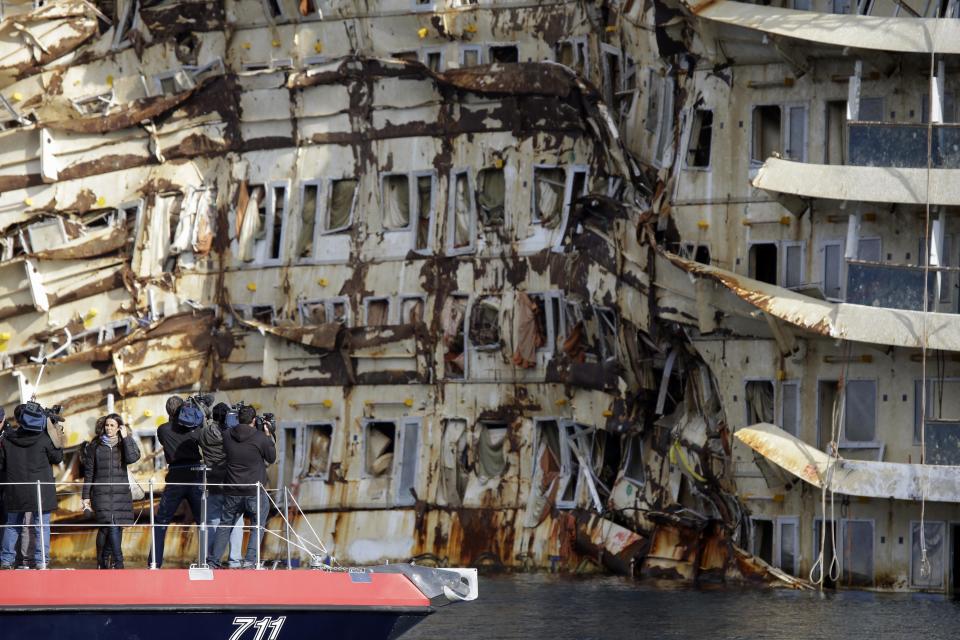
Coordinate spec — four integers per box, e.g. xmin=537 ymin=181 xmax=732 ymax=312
xmin=383 ymin=176 xmax=410 ymax=230
xmin=512 ymin=292 xmax=544 ymax=369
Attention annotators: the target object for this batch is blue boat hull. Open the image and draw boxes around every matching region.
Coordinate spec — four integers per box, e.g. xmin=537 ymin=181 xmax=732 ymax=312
xmin=0 ymin=609 xmax=430 ymax=640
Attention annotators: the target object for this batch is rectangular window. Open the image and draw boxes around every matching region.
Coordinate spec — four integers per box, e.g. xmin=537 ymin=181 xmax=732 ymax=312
xmin=327 ymin=178 xmax=357 ymax=233
xmin=749 ymin=243 xmax=778 ymax=285
xmin=823 ymin=241 xmax=844 ymax=299
xmin=780 ymin=381 xmax=800 ymax=436
xmin=414 ymin=174 xmax=434 ymax=252
xmin=752 ymin=105 xmax=782 ymax=164
xmin=299 ymin=298 xmax=350 ymax=325
xmin=297 ymin=181 xmax=322 ymax=259
xmin=461 ymin=46 xmax=481 ymax=67
xmin=825 ymin=100 xmax=848 ymax=165
xmin=421 ymin=47 xmax=444 ymax=72
xmin=448 ymin=170 xmax=475 ymax=253
xmin=751 ymin=518 xmax=774 ymax=565
xmin=488 ymin=45 xmax=518 ymax=63
xmin=528 ymin=292 xmax=564 ymax=355
xmin=382 ymin=174 xmax=410 ymax=230
xmin=364 ymin=421 xmax=396 ymax=478
xmin=778 ymin=518 xmax=799 ymax=576
xmin=858 ymin=237 xmax=881 ymax=262
xmin=686 ymin=109 xmax=713 ymax=168
xmin=843 ymin=380 xmax=877 ymax=443
xmin=859 ymin=96 xmax=885 ymax=122
xmin=533 ymin=420 xmax=585 ymax=509
xmin=477 ymin=421 xmax=508 ymax=478
xmin=72 ymin=91 xmax=114 ymax=116
xmin=364 ymin=297 xmax=392 ymax=326
xmin=645 ymin=69 xmax=662 ymax=134
xmin=441 ymin=294 xmax=468 ymax=378
xmin=395 ymin=418 xmax=421 ymax=506
xmin=476 ymin=167 xmax=505 ymax=227
xmin=783 ymin=242 xmax=804 ymax=288
xmin=595 ymin=307 xmax=617 ymax=360
xmin=786 ymin=105 xmax=807 ymax=162
xmin=841 ymin=520 xmax=874 ymax=586
xmin=533 ymin=167 xmax=566 ymax=228
xmin=303 ymin=423 xmax=333 ymax=477
xmin=400 ymin=295 xmax=425 ymax=324
xmin=555 ymin=38 xmax=588 ymax=76
xmin=655 ymin=78 xmax=675 ymax=165
xmin=914 ymin=380 xmax=960 ymax=463
xmin=601 ymin=47 xmax=621 ymax=107
xmin=468 ymin=297 xmax=501 ymax=349
xmin=745 ymin=380 xmax=774 ymax=424
xmin=911 ymin=521 xmax=944 ymax=589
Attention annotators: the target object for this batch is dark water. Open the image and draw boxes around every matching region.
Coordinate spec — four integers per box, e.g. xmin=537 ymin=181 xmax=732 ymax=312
xmin=405 ymin=574 xmax=960 ymax=639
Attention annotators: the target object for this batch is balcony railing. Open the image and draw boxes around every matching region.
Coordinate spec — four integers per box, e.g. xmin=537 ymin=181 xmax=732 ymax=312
xmin=845 ymin=261 xmax=954 ymax=311
xmin=848 ymin=122 xmax=960 ymax=169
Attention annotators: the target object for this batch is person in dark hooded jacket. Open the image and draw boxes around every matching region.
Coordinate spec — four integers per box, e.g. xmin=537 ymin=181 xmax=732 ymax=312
xmin=0 ymin=404 xmax=63 ymax=569
xmin=199 ymin=402 xmax=243 ymax=567
xmin=82 ymin=413 xmax=141 ymax=569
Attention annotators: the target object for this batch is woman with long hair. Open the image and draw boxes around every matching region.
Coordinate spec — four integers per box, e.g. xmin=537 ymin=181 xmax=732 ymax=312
xmin=81 ymin=413 xmax=140 ymax=569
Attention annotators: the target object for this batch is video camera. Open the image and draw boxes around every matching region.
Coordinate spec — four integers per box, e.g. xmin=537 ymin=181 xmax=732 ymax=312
xmin=254 ymin=412 xmax=275 ymax=434
xmin=15 ymin=401 xmax=63 ymax=432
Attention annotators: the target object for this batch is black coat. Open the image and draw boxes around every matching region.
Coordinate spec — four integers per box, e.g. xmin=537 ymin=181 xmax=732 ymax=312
xmin=223 ymin=425 xmax=276 ymax=496
xmin=0 ymin=427 xmax=63 ymax=512
xmin=82 ymin=436 xmax=141 ymax=524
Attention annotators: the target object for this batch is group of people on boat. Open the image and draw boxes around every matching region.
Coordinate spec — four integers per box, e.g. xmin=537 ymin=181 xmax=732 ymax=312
xmin=0 ymin=396 xmax=276 ymax=570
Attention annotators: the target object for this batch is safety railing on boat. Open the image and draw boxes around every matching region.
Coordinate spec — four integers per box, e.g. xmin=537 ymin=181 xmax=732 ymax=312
xmin=0 ymin=478 xmax=335 ymax=572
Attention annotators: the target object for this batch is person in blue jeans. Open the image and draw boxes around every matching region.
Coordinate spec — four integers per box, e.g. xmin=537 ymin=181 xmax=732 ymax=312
xmin=207 ymin=405 xmax=275 ymax=568
xmin=201 ymin=403 xmax=244 ymax=567
xmin=150 ymin=396 xmax=205 ymax=567
xmin=0 ymin=403 xmax=63 ymax=569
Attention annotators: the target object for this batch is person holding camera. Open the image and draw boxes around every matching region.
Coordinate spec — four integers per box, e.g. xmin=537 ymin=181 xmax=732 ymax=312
xmin=150 ymin=395 xmax=206 ymax=568
xmin=207 ymin=404 xmax=275 ymax=568
xmin=198 ymin=402 xmax=244 ymax=567
xmin=0 ymin=403 xmax=63 ymax=569
xmin=82 ymin=413 xmax=141 ymax=569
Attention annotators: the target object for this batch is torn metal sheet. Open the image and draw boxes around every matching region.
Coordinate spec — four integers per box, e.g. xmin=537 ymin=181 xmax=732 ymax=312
xmin=736 ymin=422 xmax=960 ymax=503
xmin=662 ymin=251 xmax=960 ymax=351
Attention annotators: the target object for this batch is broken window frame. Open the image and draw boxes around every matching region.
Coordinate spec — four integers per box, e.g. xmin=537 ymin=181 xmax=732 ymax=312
xmin=380 ymin=171 xmax=434 ymax=235
xmin=253 ymin=181 xmax=290 ymax=266
xmin=301 ymin=421 xmax=335 ymax=479
xmin=621 ymin=433 xmax=645 ymax=486
xmin=297 ymin=297 xmax=351 ymax=326
xmin=684 ymin=108 xmax=714 ymax=170
xmin=750 ymin=515 xmax=799 ymax=575
xmin=654 ymin=75 xmax=676 ymax=168
xmin=25 ymin=217 xmax=67 ymax=253
xmin=744 ymin=378 xmax=775 ymax=425
xmin=645 ymin=68 xmax=662 ymax=135
xmin=910 ymin=520 xmax=945 ymax=589
xmin=528 ymin=291 xmax=565 ymax=356
xmin=532 ymin=418 xmax=583 ymax=510
xmin=476 ymin=420 xmax=508 ymax=479
xmin=71 ymin=90 xmax=115 ymax=117
xmin=442 ymin=292 xmax=469 ymax=379
xmin=0 ymin=94 xmax=29 ymax=130
xmin=232 ymin=304 xmax=277 ymax=326
xmin=599 ymin=43 xmax=623 ymax=108
xmin=467 ymin=296 xmax=501 ymax=351
xmin=363 ymin=296 xmax=394 ymax=326
xmin=594 ymin=306 xmax=618 ymax=361
xmin=149 ymin=69 xmax=195 ymax=97
xmin=361 ymin=419 xmax=397 ymax=480
xmin=554 ymin=36 xmax=589 ymax=77
xmin=485 ymin=43 xmax=520 ymax=64
xmin=446 ymin=168 xmax=477 ymax=255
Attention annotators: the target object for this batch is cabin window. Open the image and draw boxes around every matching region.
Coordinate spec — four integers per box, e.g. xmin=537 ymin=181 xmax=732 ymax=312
xmin=395 ymin=419 xmax=421 ymax=505
xmin=477 ymin=422 xmax=508 ymax=478
xmin=262 ymin=0 xmax=285 ymax=18
xmin=645 ymin=69 xmax=662 ymax=134
xmin=601 ymin=46 xmax=621 ymax=107
xmin=382 ymin=174 xmax=410 ymax=230
xmin=469 ymin=297 xmax=501 ymax=349
xmin=328 ymin=178 xmax=358 ymax=232
xmin=438 ymin=418 xmax=468 ymax=506
xmin=622 ymin=433 xmax=645 ymax=485
xmin=303 ymin=423 xmax=333 ymax=478
xmin=555 ymin=38 xmax=588 ymax=76
xmin=364 ymin=297 xmax=391 ymax=326
xmin=749 ymin=243 xmax=778 ymax=285
xmin=72 ymin=91 xmax=114 ymax=116
xmin=751 ymin=105 xmax=782 ymax=164
xmin=779 ymin=381 xmax=800 ymax=437
xmin=460 ymin=46 xmax=481 ymax=67
xmin=533 ymin=167 xmax=565 ymax=228
xmin=783 ymin=242 xmax=805 ymax=288
xmin=298 ymin=181 xmax=321 ymax=259
xmin=745 ymin=380 xmax=774 ymax=425
xmin=826 ymin=100 xmax=848 ymax=165
xmin=655 ymin=77 xmax=675 ymax=166
xmin=488 ymin=45 xmax=518 ymax=63
xmin=158 ymin=192 xmax=185 ymax=272
xmin=441 ymin=294 xmax=468 ymax=378
xmin=299 ymin=298 xmax=350 ymax=325
xmin=412 ymin=0 xmax=435 ymax=10
xmin=785 ymin=105 xmax=808 ymax=161
xmin=752 ymin=518 xmax=774 ymax=565
xmin=911 ymin=521 xmax=945 ymax=589
xmin=528 ymin=292 xmax=564 ymax=354
xmin=299 ymin=0 xmax=319 ymax=15
xmin=914 ymin=380 xmax=960 ymax=463
xmin=400 ymin=295 xmax=425 ymax=324
xmin=476 ymin=167 xmax=505 ymax=227
xmin=686 ymin=109 xmax=713 ymax=168
xmin=421 ymin=48 xmax=443 ymax=72
xmin=414 ymin=175 xmax=434 ymax=251
xmin=779 ymin=518 xmax=799 ymax=576
xmin=25 ymin=218 xmax=67 ymax=253
xmin=858 ymin=96 xmax=885 ymax=122
xmin=595 ymin=308 xmax=618 ymax=360
xmin=823 ymin=241 xmax=844 ymax=299
xmin=364 ymin=421 xmax=395 ymax=478
xmin=844 ymin=380 xmax=877 ymax=442
xmin=448 ymin=170 xmax=475 ymax=253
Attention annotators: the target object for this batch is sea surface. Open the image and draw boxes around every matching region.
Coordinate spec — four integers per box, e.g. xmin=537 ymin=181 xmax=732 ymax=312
xmin=404 ymin=573 xmax=960 ymax=639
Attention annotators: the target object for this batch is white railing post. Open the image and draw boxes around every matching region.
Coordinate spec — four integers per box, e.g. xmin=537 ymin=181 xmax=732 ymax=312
xmin=255 ymin=482 xmax=262 ymax=570
xmin=148 ymin=479 xmax=157 ymax=570
xmin=36 ymin=481 xmax=47 ymax=570
xmin=284 ymin=489 xmax=291 ymax=570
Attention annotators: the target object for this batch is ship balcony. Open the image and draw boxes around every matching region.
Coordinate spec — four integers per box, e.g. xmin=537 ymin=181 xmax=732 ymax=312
xmin=684 ymin=0 xmax=960 ymax=56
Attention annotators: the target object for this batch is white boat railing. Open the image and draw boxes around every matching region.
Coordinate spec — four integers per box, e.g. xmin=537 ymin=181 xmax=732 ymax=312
xmin=0 ymin=479 xmax=334 ymax=571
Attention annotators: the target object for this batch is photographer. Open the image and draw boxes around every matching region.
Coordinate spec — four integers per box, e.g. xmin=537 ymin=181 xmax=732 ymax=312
xmin=207 ymin=404 xmax=275 ymax=568
xmin=0 ymin=402 xmax=64 ymax=569
xmin=198 ymin=403 xmax=244 ymax=567
xmin=150 ymin=395 xmax=205 ymax=568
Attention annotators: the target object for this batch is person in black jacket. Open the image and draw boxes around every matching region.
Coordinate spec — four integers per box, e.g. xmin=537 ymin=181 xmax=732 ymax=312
xmin=207 ymin=405 xmax=275 ymax=568
xmin=82 ymin=413 xmax=141 ymax=569
xmin=149 ymin=396 xmax=206 ymax=568
xmin=199 ymin=402 xmax=243 ymax=567
xmin=0 ymin=404 xmax=64 ymax=569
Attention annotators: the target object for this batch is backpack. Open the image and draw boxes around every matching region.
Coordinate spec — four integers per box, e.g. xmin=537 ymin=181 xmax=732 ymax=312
xmin=178 ymin=402 xmax=205 ymax=429
xmin=16 ymin=402 xmax=46 ymax=432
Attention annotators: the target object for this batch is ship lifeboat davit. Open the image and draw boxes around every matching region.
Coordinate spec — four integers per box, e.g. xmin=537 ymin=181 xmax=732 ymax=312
xmin=0 ymin=564 xmax=478 ymax=640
